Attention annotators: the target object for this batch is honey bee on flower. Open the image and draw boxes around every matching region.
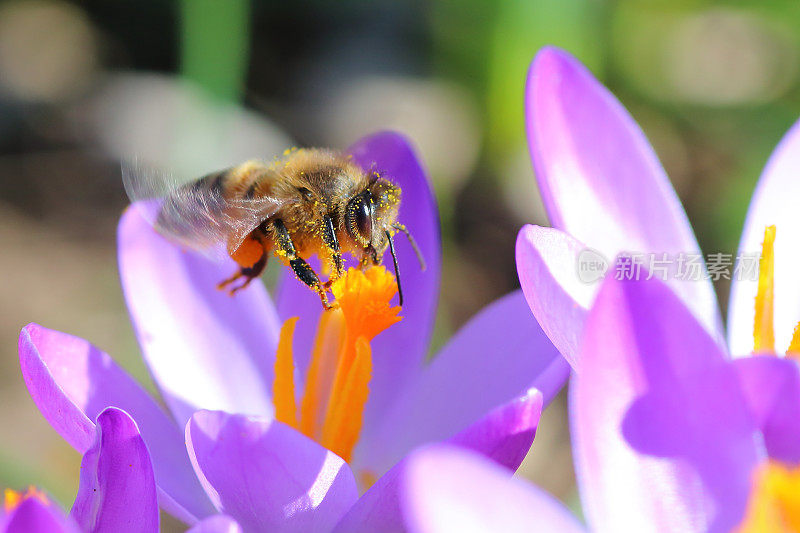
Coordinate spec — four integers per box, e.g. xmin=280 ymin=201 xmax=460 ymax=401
xmin=123 ymin=148 xmax=425 ymax=309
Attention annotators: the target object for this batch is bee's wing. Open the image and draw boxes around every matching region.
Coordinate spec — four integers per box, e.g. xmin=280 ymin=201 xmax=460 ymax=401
xmin=122 ymin=160 xmax=284 ymax=260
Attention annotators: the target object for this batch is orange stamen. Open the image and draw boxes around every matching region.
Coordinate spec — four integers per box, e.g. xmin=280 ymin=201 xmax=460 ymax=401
xmin=738 ymin=461 xmax=800 ymax=532
xmin=271 ymin=267 xmax=401 ymax=464
xmin=272 ymin=317 xmax=299 ymax=429
xmin=359 ymin=470 xmax=378 ymax=491
xmin=787 ymin=322 xmax=800 ymax=359
xmin=754 ymin=226 xmax=776 ymax=354
xmin=4 ymin=486 xmax=48 ymax=513
xmin=4 ymin=489 xmax=22 ymax=513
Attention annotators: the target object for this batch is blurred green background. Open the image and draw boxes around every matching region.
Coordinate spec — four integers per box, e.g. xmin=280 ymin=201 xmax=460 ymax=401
xmin=1 ymin=0 xmax=799 ymax=529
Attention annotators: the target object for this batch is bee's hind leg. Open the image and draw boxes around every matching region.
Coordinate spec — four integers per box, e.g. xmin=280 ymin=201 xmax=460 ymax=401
xmin=217 ymin=253 xmax=267 ymax=295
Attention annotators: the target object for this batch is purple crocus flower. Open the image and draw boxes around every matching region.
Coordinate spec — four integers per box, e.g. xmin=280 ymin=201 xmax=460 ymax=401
xmin=513 ymin=46 xmax=800 ymax=530
xmin=2 ymin=407 xmax=199 ymax=533
xmin=518 ymin=47 xmax=800 ymax=456
xmin=369 ymin=270 xmax=797 ymax=532
xmin=19 ymin=132 xmax=568 ymax=531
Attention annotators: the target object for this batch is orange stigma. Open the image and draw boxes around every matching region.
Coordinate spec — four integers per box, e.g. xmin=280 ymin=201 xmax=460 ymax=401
xmin=4 ymin=486 xmax=49 ymax=513
xmin=272 ymin=266 xmax=401 ymax=462
xmin=738 ymin=461 xmax=800 ymax=532
xmin=752 ymin=226 xmax=800 ymax=358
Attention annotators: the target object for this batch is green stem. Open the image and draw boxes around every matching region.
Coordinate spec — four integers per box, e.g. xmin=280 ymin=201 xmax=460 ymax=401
xmin=180 ymin=0 xmax=251 ymax=103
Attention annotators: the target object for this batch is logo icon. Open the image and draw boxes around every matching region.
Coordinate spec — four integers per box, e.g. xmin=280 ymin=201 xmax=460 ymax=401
xmin=577 ymin=248 xmax=609 ymax=284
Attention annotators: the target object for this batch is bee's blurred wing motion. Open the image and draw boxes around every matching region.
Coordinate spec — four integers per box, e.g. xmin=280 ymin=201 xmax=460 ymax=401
xmin=122 ymin=160 xmax=283 ymax=260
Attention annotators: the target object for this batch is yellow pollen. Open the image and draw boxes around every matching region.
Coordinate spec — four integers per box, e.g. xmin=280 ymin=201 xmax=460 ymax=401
xmin=750 ymin=226 xmax=800 ymax=358
xmin=738 ymin=461 xmax=800 ymax=532
xmin=4 ymin=486 xmax=48 ymax=513
xmin=272 ymin=267 xmax=401 ymax=462
xmin=754 ymin=226 xmax=776 ymax=354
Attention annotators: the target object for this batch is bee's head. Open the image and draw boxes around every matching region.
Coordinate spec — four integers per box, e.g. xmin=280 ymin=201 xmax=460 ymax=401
xmin=344 ymin=176 xmax=400 ymax=253
xmin=344 ymin=174 xmax=424 ymax=306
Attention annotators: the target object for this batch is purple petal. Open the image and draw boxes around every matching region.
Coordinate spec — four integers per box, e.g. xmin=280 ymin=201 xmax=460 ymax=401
xmin=356 ymin=290 xmax=568 ymax=478
xmin=572 ymin=273 xmax=761 ymax=532
xmin=334 ymin=445 xmax=585 ymax=533
xmin=3 ymin=499 xmax=80 ymax=533
xmin=19 ymin=323 xmax=215 ymax=523
xmin=447 ymin=388 xmax=542 ymax=471
xmin=276 ymin=131 xmax=441 ymax=435
xmin=332 ymin=459 xmax=407 ymax=533
xmin=526 ymin=46 xmax=722 ymax=343
xmin=733 ymin=356 xmax=800 ymax=465
xmin=71 ymin=407 xmax=159 ymax=533
xmin=118 ymin=207 xmax=280 ymax=427
xmin=187 ymin=516 xmax=243 ymax=533
xmin=402 ymin=445 xmax=586 ymax=533
xmin=186 ymin=410 xmax=359 ymax=533
xmin=728 ymin=118 xmax=800 ymax=355
xmin=516 ymin=225 xmax=597 ymax=368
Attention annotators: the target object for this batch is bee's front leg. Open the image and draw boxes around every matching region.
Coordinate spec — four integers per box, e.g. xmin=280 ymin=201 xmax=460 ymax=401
xmin=320 ymin=214 xmax=346 ymax=291
xmin=274 ymin=219 xmax=333 ymax=310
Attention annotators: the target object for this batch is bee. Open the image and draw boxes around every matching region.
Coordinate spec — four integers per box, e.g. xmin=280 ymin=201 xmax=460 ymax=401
xmin=123 ymin=148 xmax=425 ymax=309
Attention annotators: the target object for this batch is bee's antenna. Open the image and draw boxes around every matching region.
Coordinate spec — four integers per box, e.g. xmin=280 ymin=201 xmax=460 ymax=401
xmin=392 ymin=223 xmax=426 ymax=271
xmin=386 ymin=230 xmax=403 ymax=306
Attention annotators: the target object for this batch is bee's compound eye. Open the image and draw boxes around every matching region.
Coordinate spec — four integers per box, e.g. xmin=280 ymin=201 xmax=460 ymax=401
xmin=346 ymin=192 xmax=373 ymax=245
